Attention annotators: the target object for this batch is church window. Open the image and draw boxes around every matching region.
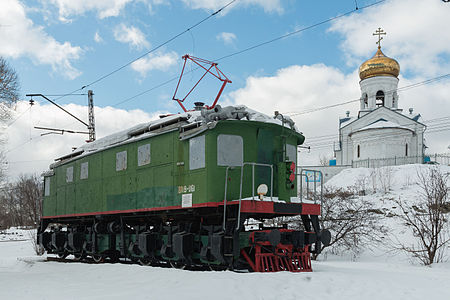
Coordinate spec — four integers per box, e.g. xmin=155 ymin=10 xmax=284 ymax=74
xmin=357 ymin=145 xmax=360 ymax=158
xmin=363 ymin=94 xmax=368 ymax=108
xmin=376 ymin=90 xmax=385 ymax=107
xmin=405 ymin=144 xmax=408 ymax=157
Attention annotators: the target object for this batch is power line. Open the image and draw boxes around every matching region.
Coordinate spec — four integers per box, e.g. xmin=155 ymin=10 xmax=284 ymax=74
xmin=284 ymin=73 xmax=450 ymax=117
xmin=216 ymin=1 xmax=385 ymax=62
xmin=303 ymin=116 xmax=450 ymax=149
xmin=49 ymin=0 xmax=238 ymax=104
xmin=306 ymin=124 xmax=450 ymax=150
xmin=74 ymin=0 xmax=386 ymax=111
xmin=305 ymin=119 xmax=450 ymax=146
xmin=6 ymin=106 xmax=31 ymax=128
xmin=306 ymin=121 xmax=450 ymax=146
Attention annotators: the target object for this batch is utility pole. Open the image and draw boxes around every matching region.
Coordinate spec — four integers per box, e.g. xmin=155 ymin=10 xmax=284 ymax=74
xmin=25 ymin=92 xmax=97 ymax=142
xmin=88 ymin=90 xmax=96 ymax=142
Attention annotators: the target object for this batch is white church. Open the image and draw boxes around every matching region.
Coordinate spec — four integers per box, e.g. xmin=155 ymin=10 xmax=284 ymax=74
xmin=334 ymin=29 xmax=426 ymax=166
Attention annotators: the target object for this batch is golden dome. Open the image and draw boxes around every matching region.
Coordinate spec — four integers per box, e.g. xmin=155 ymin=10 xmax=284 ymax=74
xmin=359 ymin=47 xmax=400 ymax=80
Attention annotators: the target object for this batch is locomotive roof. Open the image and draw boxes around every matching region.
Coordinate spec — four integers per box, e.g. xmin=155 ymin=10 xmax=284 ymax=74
xmin=51 ymin=105 xmax=300 ymax=167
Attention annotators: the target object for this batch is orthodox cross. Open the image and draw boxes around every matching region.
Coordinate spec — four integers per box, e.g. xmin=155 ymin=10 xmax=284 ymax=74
xmin=373 ymin=27 xmax=386 ymax=49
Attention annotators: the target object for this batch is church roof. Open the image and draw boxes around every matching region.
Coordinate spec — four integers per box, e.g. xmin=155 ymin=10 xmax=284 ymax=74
xmin=405 ymin=113 xmax=422 ymax=122
xmin=352 ymin=118 xmax=414 ymax=134
xmin=340 ymin=106 xmax=425 ymax=131
xmin=359 ymin=47 xmax=400 ymax=81
xmin=339 ymin=116 xmax=356 ymax=127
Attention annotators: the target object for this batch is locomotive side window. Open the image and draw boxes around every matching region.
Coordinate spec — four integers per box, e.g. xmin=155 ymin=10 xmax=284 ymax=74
xmin=66 ymin=166 xmax=73 ymax=183
xmin=217 ymin=134 xmax=243 ymax=166
xmin=80 ymin=162 xmax=89 ymax=179
xmin=189 ymin=135 xmax=205 ymax=170
xmin=138 ymin=143 xmax=151 ymax=166
xmin=116 ymin=151 xmax=127 ymax=171
xmin=286 ymin=144 xmax=297 ymax=164
xmin=44 ymin=177 xmax=50 ymax=196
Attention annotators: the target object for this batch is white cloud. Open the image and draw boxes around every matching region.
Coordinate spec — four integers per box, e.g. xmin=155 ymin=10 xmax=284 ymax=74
xmin=131 ymin=51 xmax=179 ymax=76
xmin=46 ymin=0 xmax=134 ymax=21
xmin=0 ymin=0 xmax=82 ymax=79
xmin=94 ymin=31 xmax=103 ymax=43
xmin=113 ymin=23 xmax=150 ymax=50
xmin=216 ymin=32 xmax=237 ymax=46
xmin=4 ymin=101 xmax=165 ymax=180
xmin=181 ymin=0 xmax=283 ymax=14
xmin=329 ymin=0 xmax=450 ymax=77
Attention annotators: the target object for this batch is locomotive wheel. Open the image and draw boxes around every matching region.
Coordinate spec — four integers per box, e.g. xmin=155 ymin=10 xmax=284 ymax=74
xmin=169 ymin=261 xmax=186 ymax=270
xmin=139 ymin=256 xmax=153 ymax=266
xmin=73 ymin=252 xmax=85 ymax=261
xmin=92 ymin=255 xmax=104 ymax=263
xmin=108 ymin=250 xmax=120 ymax=263
xmin=208 ymin=263 xmax=228 ymax=271
xmin=57 ymin=251 xmax=68 ymax=259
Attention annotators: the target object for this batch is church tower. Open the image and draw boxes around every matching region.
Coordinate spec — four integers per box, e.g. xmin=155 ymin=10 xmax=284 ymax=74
xmin=334 ymin=28 xmax=425 ymax=167
xmin=358 ymin=28 xmax=401 ymax=116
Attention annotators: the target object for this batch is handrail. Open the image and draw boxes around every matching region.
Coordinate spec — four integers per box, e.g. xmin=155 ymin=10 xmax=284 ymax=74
xmin=298 ymin=168 xmax=323 ymax=207
xmin=222 ymin=162 xmax=274 ymax=230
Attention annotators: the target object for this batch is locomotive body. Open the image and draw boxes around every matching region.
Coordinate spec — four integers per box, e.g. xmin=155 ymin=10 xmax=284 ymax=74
xmin=38 ymin=105 xmax=329 ymax=271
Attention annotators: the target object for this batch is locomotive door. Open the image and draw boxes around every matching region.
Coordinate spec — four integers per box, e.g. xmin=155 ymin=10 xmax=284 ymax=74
xmin=256 ymin=128 xmax=274 ymax=196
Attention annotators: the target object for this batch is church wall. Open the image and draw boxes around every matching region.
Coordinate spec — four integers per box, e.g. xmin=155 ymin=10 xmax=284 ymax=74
xmin=351 ymin=128 xmax=415 ymax=161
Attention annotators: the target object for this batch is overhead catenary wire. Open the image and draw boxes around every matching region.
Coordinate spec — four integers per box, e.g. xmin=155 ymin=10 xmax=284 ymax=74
xmin=6 ymin=105 xmax=31 ymax=128
xmin=26 ymin=0 xmax=384 ymax=115
xmin=95 ymin=0 xmax=386 ymax=109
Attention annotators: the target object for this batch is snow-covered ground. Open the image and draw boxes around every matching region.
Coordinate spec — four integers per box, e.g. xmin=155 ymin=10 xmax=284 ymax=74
xmin=1 ymin=164 xmax=449 ymax=300
xmin=1 ymin=238 xmax=449 ymax=300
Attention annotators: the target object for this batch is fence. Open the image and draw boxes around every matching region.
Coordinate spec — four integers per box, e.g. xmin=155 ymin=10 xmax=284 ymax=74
xmin=352 ymin=153 xmax=450 ymax=168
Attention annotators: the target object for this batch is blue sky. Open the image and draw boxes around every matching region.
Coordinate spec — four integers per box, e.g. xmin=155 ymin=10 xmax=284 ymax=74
xmin=11 ymin=0 xmax=374 ymax=110
xmin=1 ymin=0 xmax=450 ymax=178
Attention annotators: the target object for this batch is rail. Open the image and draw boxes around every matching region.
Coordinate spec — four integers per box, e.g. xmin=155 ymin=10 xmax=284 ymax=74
xmin=222 ymin=162 xmax=274 ymax=230
xmin=298 ymin=169 xmax=323 ymax=206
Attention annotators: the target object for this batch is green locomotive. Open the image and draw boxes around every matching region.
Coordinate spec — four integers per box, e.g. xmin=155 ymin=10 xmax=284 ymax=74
xmin=38 ymin=105 xmax=330 ymax=272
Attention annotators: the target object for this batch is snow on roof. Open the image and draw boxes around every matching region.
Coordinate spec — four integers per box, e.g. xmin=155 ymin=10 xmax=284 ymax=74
xmin=54 ymin=105 xmax=298 ymax=164
xmin=339 ymin=116 xmax=356 ymax=128
xmin=78 ymin=111 xmax=201 ymax=154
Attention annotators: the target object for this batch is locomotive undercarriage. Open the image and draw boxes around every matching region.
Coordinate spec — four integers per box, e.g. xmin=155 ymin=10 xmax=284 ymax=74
xmin=38 ymin=204 xmax=330 ymax=272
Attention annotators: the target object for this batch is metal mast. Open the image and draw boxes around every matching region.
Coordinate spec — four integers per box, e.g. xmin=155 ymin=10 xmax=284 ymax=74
xmin=88 ymin=90 xmax=96 ymax=142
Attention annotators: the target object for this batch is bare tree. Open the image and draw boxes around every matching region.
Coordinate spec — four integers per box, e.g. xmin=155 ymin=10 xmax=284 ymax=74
xmin=0 ymin=174 xmax=42 ymax=228
xmin=392 ymin=168 xmax=449 ymax=265
xmin=0 ymin=57 xmax=20 ymax=182
xmin=317 ymin=187 xmax=386 ymax=259
xmin=0 ymin=57 xmax=20 ymax=107
xmin=319 ymin=155 xmax=332 ymax=166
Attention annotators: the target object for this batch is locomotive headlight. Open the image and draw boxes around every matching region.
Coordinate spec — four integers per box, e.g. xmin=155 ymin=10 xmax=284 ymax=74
xmin=257 ymin=184 xmax=268 ymax=200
